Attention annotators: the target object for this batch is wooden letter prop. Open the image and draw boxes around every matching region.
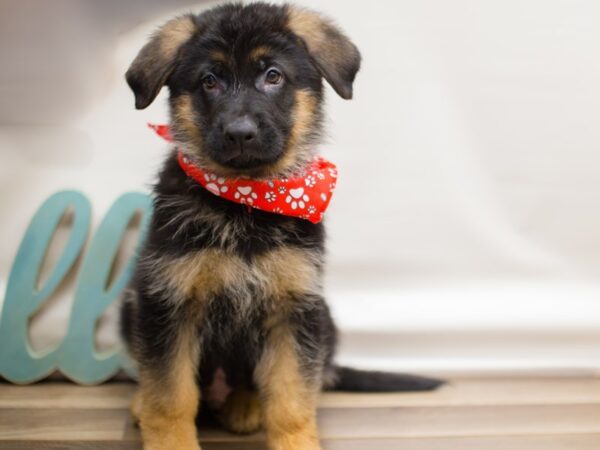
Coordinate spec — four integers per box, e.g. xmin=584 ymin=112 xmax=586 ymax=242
xmin=0 ymin=191 xmax=152 ymax=384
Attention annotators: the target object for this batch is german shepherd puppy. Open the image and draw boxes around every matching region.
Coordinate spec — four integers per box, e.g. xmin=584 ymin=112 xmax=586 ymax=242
xmin=121 ymin=3 xmax=442 ymax=449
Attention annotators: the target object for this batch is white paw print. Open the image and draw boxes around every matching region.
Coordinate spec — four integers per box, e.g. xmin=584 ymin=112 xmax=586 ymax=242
xmin=320 ymin=193 xmax=327 ymax=202
xmin=328 ymin=168 xmax=338 ymax=178
xmin=265 ymin=191 xmax=277 ymax=203
xmin=316 ymin=172 xmax=325 ymax=180
xmin=329 ymin=183 xmax=336 ymax=192
xmin=204 ymin=173 xmax=228 ymax=196
xmin=234 ymin=186 xmax=258 ymax=204
xmin=278 ymin=186 xmax=287 ymax=194
xmin=285 ymin=187 xmax=310 ymax=210
xmin=307 ymin=205 xmax=317 ymax=214
xmin=305 ymin=175 xmax=316 ymax=188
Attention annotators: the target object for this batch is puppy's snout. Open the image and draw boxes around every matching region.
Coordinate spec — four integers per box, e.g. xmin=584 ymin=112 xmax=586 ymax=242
xmin=224 ymin=116 xmax=258 ymax=148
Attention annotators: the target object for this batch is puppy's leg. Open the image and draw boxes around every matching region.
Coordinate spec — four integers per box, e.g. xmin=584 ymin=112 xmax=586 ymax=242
xmin=135 ymin=321 xmax=201 ymax=450
xmin=130 ymin=389 xmax=143 ymax=425
xmin=255 ymin=323 xmax=322 ymax=450
xmin=218 ymin=388 xmax=262 ymax=434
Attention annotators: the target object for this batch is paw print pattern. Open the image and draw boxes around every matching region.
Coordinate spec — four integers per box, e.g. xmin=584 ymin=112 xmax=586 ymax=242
xmin=204 ymin=173 xmax=228 ymax=196
xmin=234 ymin=186 xmax=258 ymax=204
xmin=285 ymin=187 xmax=310 ymax=210
xmin=173 ymin=143 xmax=338 ymax=224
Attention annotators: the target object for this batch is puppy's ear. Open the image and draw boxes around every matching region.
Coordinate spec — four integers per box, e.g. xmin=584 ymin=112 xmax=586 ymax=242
xmin=287 ymin=7 xmax=361 ymax=100
xmin=126 ymin=15 xmax=197 ymax=109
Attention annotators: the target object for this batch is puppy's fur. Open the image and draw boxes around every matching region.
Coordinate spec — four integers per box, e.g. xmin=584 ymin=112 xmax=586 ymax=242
xmin=121 ymin=3 xmax=441 ymax=450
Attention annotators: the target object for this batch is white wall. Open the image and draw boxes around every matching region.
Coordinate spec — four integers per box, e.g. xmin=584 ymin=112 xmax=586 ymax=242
xmin=1 ymin=0 xmax=600 ymax=371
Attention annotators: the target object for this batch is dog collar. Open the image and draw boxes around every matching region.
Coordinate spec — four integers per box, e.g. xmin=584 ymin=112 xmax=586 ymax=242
xmin=149 ymin=123 xmax=337 ymax=224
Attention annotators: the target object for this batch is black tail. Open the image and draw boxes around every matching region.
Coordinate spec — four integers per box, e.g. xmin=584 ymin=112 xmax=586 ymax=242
xmin=327 ymin=365 xmax=444 ymax=392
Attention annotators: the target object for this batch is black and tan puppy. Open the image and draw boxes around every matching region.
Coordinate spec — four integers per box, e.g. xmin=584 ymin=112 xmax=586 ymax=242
xmin=121 ymin=3 xmax=441 ymax=450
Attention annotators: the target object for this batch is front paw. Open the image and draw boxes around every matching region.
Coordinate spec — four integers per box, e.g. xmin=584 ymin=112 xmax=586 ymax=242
xmin=267 ymin=431 xmax=321 ymax=450
xmin=141 ymin=420 xmax=201 ymax=450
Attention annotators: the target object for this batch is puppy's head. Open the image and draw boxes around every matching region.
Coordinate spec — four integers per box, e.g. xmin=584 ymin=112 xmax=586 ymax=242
xmin=126 ymin=3 xmax=360 ymax=178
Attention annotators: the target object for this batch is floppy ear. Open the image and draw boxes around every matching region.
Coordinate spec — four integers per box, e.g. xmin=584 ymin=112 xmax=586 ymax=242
xmin=286 ymin=7 xmax=361 ymax=99
xmin=126 ymin=14 xmax=197 ymax=109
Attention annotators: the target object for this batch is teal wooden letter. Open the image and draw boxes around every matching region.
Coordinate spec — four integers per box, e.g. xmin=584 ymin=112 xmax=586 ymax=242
xmin=58 ymin=192 xmax=152 ymax=384
xmin=0 ymin=191 xmax=91 ymax=383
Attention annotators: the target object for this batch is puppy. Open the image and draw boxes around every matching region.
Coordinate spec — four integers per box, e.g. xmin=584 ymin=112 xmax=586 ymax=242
xmin=120 ymin=3 xmax=442 ymax=450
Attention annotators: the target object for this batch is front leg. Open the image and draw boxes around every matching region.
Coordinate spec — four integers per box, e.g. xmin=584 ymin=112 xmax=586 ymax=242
xmin=132 ymin=311 xmax=201 ymax=450
xmin=255 ymin=322 xmax=322 ymax=450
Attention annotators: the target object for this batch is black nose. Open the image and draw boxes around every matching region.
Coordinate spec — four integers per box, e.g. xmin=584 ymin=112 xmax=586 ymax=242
xmin=224 ymin=116 xmax=258 ymax=147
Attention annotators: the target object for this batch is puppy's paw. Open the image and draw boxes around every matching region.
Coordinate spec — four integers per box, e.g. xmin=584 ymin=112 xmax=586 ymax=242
xmin=267 ymin=433 xmax=321 ymax=450
xmin=141 ymin=423 xmax=201 ymax=450
xmin=130 ymin=390 xmax=143 ymax=425
xmin=218 ymin=389 xmax=262 ymax=434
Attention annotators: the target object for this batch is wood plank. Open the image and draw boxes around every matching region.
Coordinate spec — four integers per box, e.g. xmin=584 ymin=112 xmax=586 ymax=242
xmin=326 ymin=435 xmax=600 ymax=450
xmin=0 ymin=383 xmax=134 ymax=409
xmin=1 ymin=435 xmax=600 ymax=450
xmin=132 ymin=403 xmax=600 ymax=441
xmin=2 ymin=403 xmax=600 ymax=441
xmin=0 ymin=409 xmax=129 ymax=440
xmin=3 ymin=377 xmax=600 ymax=409
xmin=321 ymin=377 xmax=600 ymax=407
xmin=313 ymin=404 xmax=600 ymax=439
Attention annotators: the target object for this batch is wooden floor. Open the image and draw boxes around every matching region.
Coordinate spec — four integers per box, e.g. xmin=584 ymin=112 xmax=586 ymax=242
xmin=1 ymin=373 xmax=600 ymax=449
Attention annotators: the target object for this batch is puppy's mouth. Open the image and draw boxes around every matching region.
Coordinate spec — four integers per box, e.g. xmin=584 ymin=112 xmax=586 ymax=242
xmin=218 ymin=146 xmax=284 ymax=170
xmin=202 ymin=123 xmax=287 ymax=173
xmin=222 ymin=155 xmax=277 ymax=170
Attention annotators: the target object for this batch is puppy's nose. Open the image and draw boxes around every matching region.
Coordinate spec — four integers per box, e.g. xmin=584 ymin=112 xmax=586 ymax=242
xmin=224 ymin=116 xmax=258 ymax=147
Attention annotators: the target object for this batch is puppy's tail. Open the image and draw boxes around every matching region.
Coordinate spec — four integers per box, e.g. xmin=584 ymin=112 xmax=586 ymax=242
xmin=326 ymin=365 xmax=444 ymax=392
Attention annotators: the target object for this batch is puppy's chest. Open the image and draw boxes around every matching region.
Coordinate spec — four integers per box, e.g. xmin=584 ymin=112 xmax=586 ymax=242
xmin=160 ymin=245 xmax=321 ymax=310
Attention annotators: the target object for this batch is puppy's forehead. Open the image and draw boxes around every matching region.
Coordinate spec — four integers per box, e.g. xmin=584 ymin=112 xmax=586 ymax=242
xmin=208 ymin=45 xmax=275 ymax=65
xmin=192 ymin=5 xmax=297 ymax=63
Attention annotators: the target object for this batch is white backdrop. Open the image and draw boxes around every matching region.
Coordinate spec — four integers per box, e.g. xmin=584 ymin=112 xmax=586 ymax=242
xmin=1 ymin=0 xmax=600 ymax=372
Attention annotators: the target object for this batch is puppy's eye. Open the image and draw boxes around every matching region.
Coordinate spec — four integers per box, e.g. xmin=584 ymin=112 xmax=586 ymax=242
xmin=202 ymin=74 xmax=217 ymax=90
xmin=265 ymin=68 xmax=283 ymax=85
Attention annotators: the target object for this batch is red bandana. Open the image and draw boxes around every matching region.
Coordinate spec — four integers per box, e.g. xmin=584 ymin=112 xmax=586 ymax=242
xmin=149 ymin=124 xmax=337 ymax=224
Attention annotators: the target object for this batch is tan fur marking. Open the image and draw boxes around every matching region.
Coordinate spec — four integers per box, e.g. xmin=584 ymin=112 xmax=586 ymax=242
xmin=268 ymin=89 xmax=317 ymax=176
xmin=256 ymin=325 xmax=321 ymax=450
xmin=287 ymin=90 xmax=318 ymax=154
xmin=130 ymin=389 xmax=143 ymax=424
xmin=210 ymin=50 xmax=231 ymax=65
xmin=254 ymin=246 xmax=321 ymax=300
xmin=173 ymin=94 xmax=204 ymax=152
xmin=287 ymin=7 xmax=347 ymax=69
xmin=287 ymin=8 xmax=327 ymax=52
xmin=160 ymin=15 xmax=197 ymax=60
xmin=249 ymin=45 xmax=272 ymax=61
xmin=162 ymin=246 xmax=321 ymax=306
xmin=219 ymin=389 xmax=262 ymax=434
xmin=136 ymin=325 xmax=200 ymax=450
xmin=164 ymin=249 xmax=246 ymax=301
xmin=287 ymin=6 xmax=358 ymax=99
